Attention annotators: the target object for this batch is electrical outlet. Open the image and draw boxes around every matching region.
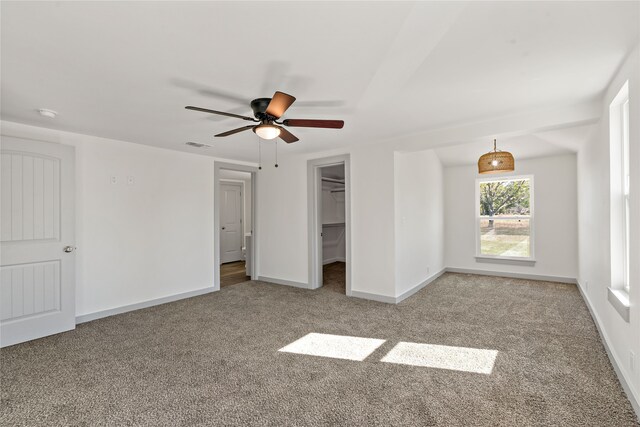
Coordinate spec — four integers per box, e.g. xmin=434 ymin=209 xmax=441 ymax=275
xmin=110 ymin=176 xmax=117 ymax=185
xmin=127 ymin=175 xmax=135 ymax=186
xmin=630 ymin=351 xmax=635 ymax=372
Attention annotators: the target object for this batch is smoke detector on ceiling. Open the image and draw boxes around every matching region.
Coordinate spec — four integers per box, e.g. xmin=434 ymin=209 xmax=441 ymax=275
xmin=37 ymin=109 xmax=58 ymax=118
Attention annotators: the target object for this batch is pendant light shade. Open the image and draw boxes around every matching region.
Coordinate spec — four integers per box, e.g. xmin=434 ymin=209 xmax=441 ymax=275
xmin=478 ymin=139 xmax=514 ymax=174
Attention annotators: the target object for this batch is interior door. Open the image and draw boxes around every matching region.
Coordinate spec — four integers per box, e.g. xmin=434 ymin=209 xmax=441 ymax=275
xmin=220 ymin=182 xmax=243 ymax=264
xmin=0 ymin=136 xmax=75 ymax=347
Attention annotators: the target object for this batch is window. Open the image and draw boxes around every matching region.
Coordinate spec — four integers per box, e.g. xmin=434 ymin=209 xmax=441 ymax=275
xmin=476 ymin=176 xmax=533 ymax=260
xmin=622 ymin=97 xmax=630 ymax=294
xmin=610 ymin=82 xmax=630 ymax=297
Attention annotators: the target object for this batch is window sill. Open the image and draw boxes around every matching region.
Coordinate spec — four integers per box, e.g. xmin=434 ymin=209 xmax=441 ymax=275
xmin=607 ymin=287 xmax=630 ymax=322
xmin=475 ymin=256 xmax=536 ymax=267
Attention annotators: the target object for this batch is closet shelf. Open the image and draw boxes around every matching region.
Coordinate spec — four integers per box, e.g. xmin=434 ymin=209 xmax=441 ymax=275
xmin=322 ymin=222 xmax=345 ymax=227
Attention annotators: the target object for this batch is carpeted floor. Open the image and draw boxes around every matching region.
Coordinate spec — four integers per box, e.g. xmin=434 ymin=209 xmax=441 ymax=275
xmin=1 ymin=273 xmax=638 ymax=426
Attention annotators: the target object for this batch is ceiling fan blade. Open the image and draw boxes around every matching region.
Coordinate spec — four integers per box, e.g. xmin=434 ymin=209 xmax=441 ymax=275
xmin=278 ymin=127 xmax=299 ymax=143
xmin=266 ymin=91 xmax=296 ymax=119
xmin=215 ymin=125 xmax=255 ymax=137
xmin=185 ymin=106 xmax=256 ymax=122
xmin=282 ymin=119 xmax=344 ymax=129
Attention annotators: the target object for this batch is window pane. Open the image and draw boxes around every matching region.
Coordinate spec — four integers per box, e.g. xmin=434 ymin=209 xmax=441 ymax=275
xmin=480 ymin=219 xmax=530 ymax=258
xmin=624 ymin=196 xmax=630 ymax=292
xmin=622 ymin=98 xmax=630 ymax=293
xmin=479 ymin=179 xmax=530 ymax=216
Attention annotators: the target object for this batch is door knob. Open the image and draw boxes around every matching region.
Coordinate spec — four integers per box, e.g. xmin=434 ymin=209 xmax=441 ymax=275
xmin=63 ymin=246 xmax=75 ymax=253
xmin=222 ymin=227 xmax=226 ymax=230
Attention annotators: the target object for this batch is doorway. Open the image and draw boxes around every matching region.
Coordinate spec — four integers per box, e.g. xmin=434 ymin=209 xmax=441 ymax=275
xmin=307 ymin=155 xmax=351 ymax=295
xmin=215 ymin=164 xmax=258 ymax=290
xmin=320 ymin=165 xmax=346 ymax=293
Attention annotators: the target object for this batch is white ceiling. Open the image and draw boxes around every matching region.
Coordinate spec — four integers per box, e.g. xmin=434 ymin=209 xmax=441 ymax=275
xmin=434 ymin=123 xmax=596 ymax=167
xmin=1 ymin=1 xmax=638 ymax=162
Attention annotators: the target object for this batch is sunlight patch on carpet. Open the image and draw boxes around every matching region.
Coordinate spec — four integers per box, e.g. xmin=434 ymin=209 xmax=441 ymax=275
xmin=278 ymin=333 xmax=386 ymax=361
xmin=381 ymin=342 xmax=498 ymax=374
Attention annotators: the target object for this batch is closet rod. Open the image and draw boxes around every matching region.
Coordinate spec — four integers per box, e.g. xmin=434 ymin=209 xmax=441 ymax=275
xmin=321 ymin=177 xmax=344 ymax=184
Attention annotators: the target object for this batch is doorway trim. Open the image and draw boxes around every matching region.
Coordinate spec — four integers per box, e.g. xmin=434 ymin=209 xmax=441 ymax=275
xmin=307 ymin=154 xmax=352 ymax=295
xmin=214 ymin=162 xmax=259 ymax=290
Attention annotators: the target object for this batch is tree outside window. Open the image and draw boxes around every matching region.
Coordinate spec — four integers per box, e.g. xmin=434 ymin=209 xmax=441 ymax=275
xmin=478 ymin=177 xmax=533 ymax=259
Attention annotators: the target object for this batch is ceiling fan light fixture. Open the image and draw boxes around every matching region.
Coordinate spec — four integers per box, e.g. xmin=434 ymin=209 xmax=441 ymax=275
xmin=253 ymin=124 xmax=281 ymax=140
xmin=478 ymin=138 xmax=514 ymax=174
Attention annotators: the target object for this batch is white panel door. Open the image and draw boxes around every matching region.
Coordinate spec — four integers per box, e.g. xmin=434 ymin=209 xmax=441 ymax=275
xmin=0 ymin=136 xmax=75 ymax=347
xmin=220 ymin=182 xmax=242 ymax=264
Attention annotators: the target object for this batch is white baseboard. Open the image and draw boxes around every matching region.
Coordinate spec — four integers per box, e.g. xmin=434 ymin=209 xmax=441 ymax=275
xmin=257 ymin=276 xmax=311 ymax=289
xmin=76 ymin=286 xmax=216 ymax=324
xmin=395 ymin=268 xmax=447 ymax=303
xmin=323 ymin=257 xmax=346 ymax=265
xmin=445 ymin=267 xmax=577 ymax=284
xmin=349 ymin=290 xmax=396 ymax=304
xmin=351 ymin=269 xmax=446 ymax=305
xmin=576 ymin=281 xmax=640 ymax=418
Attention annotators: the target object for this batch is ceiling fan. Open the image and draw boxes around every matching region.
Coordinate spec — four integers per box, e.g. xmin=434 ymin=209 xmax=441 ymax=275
xmin=185 ymin=91 xmax=344 ymax=144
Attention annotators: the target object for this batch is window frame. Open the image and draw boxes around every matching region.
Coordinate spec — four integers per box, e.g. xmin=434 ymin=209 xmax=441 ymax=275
xmin=609 ymin=81 xmax=631 ymax=305
xmin=475 ymin=174 xmax=535 ymax=262
xmin=621 ymin=97 xmax=630 ymax=294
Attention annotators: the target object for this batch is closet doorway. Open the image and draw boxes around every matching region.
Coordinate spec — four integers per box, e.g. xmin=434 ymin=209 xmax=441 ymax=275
xmin=307 ymin=155 xmax=351 ymax=295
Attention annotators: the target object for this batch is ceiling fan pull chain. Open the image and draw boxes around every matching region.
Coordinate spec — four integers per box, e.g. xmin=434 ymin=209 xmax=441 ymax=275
xmin=275 ymin=140 xmax=279 ymax=168
xmin=258 ymin=137 xmax=262 ymax=170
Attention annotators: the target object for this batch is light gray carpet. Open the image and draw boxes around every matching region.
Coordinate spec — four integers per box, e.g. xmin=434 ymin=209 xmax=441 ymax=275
xmin=1 ymin=273 xmax=638 ymax=426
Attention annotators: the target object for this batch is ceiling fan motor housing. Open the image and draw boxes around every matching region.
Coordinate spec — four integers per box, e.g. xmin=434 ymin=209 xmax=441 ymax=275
xmin=251 ymin=98 xmax=273 ymax=120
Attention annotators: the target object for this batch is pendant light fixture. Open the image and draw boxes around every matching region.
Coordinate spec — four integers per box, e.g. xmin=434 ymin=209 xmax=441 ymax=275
xmin=478 ymin=138 xmax=514 ymax=174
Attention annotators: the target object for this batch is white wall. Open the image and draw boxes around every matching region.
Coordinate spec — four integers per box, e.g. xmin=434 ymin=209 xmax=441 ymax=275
xmin=321 ymin=183 xmax=346 ymax=264
xmin=321 ymin=223 xmax=345 ymax=264
xmin=577 ymin=46 xmax=640 ymax=410
xmin=394 ymin=150 xmax=444 ymax=296
xmin=321 ymin=189 xmax=345 ymax=225
xmin=1 ymin=121 xmax=218 ymax=318
xmin=257 ymin=144 xmax=448 ymax=300
xmin=257 ymin=144 xmax=397 ymax=298
xmin=320 ymin=167 xmax=346 ymax=264
xmin=350 ymin=145 xmax=396 ymax=297
xmin=444 ymin=153 xmax=578 ymax=280
xmin=255 ymin=152 xmax=310 ymax=284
